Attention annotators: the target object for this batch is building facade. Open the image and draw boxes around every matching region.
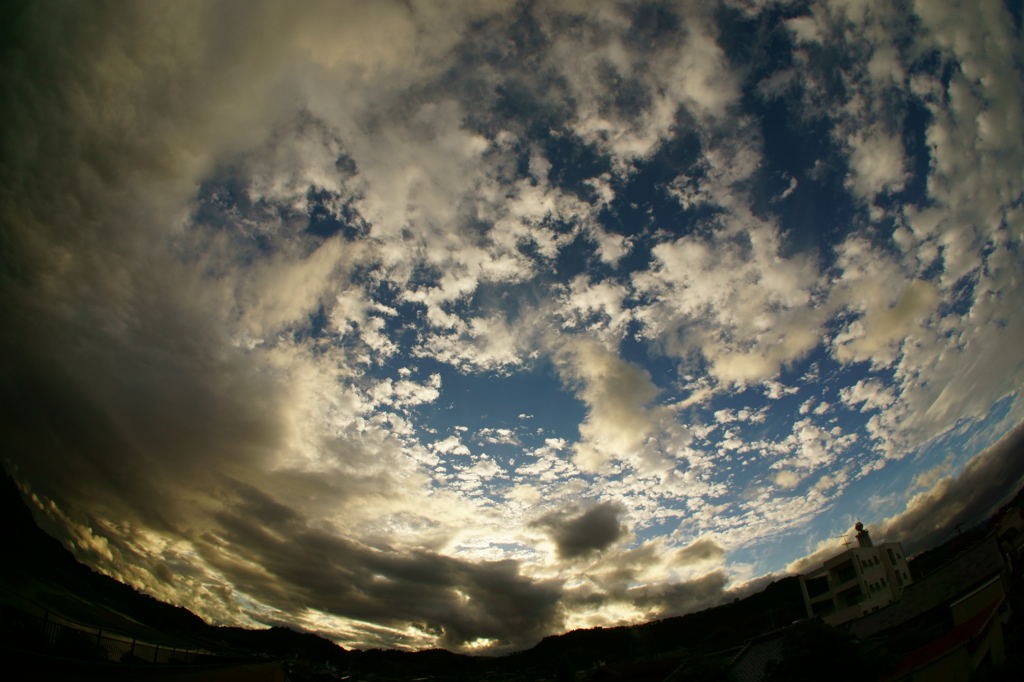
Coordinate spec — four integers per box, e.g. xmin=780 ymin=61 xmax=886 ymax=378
xmin=799 ymin=523 xmax=913 ymax=626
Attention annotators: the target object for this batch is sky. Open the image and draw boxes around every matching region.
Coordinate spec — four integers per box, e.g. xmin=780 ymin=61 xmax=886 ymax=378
xmin=1 ymin=0 xmax=1023 ymax=655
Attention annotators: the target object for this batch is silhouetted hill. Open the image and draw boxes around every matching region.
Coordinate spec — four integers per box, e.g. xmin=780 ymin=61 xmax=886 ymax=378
xmin=212 ymin=625 xmax=351 ymax=669
xmin=6 ymin=466 xmax=1024 ymax=681
xmin=907 ymin=524 xmax=992 ymax=581
xmin=505 ymin=577 xmax=804 ymax=673
xmin=1 ymin=472 xmax=210 ymax=639
xmin=1 ymin=473 xmax=352 ymax=675
xmin=907 ymin=482 xmax=1024 ymax=581
xmin=1 ymin=471 xmax=809 ymax=679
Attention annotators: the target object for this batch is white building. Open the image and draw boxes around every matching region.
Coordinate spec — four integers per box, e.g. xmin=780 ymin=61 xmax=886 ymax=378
xmin=799 ymin=523 xmax=913 ymax=627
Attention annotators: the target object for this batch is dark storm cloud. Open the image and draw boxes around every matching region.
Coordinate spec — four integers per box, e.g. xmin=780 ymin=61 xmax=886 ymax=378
xmin=561 ymin=564 xmax=731 ymax=622
xmin=880 ymin=420 xmax=1024 ymax=554
xmin=199 ymin=491 xmax=564 ymax=651
xmin=673 ymin=536 xmax=725 ymax=566
xmin=0 ymin=329 xmax=523 ymax=641
xmin=532 ymin=502 xmax=627 ymax=559
xmin=629 ymin=569 xmax=729 ymax=616
xmin=0 ymin=318 xmax=289 ymax=536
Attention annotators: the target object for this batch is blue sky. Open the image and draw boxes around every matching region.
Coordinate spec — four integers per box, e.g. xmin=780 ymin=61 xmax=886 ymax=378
xmin=2 ymin=0 xmax=1023 ymax=654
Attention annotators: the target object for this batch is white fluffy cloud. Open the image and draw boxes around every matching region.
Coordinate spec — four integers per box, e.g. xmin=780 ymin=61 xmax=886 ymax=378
xmin=634 ymin=219 xmax=824 ymax=386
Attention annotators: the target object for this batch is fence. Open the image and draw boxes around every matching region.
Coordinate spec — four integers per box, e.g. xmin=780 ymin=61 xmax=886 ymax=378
xmin=0 ymin=598 xmax=221 ymax=665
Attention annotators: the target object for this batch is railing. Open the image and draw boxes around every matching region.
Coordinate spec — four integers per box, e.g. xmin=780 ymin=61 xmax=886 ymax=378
xmin=0 ymin=599 xmax=220 ymax=665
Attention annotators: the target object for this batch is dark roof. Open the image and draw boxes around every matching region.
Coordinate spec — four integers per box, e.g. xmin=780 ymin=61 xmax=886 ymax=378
xmin=730 ymin=635 xmax=785 ymax=682
xmin=881 ymin=601 xmax=1001 ymax=681
xmin=849 ymin=535 xmax=1004 ymax=639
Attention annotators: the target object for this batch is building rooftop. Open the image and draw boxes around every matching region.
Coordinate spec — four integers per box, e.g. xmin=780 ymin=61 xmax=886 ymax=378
xmin=848 ymin=535 xmax=1004 ymax=639
xmin=730 ymin=629 xmax=787 ymax=682
xmin=880 ymin=600 xmax=1001 ymax=681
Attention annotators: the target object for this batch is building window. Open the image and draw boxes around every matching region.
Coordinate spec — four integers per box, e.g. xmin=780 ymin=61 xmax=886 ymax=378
xmin=837 ymin=585 xmax=865 ymax=608
xmin=834 ymin=560 xmax=857 ymax=584
xmin=874 ymin=556 xmax=880 ymax=565
xmin=887 ymin=548 xmax=897 ymax=566
xmin=805 ymin=576 xmax=830 ymax=598
xmin=811 ymin=598 xmax=836 ymax=617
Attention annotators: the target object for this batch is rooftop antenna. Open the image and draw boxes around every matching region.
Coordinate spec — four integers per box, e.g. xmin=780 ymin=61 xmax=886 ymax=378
xmin=854 ymin=520 xmax=873 ymax=547
xmin=835 ymin=534 xmax=852 ymax=549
